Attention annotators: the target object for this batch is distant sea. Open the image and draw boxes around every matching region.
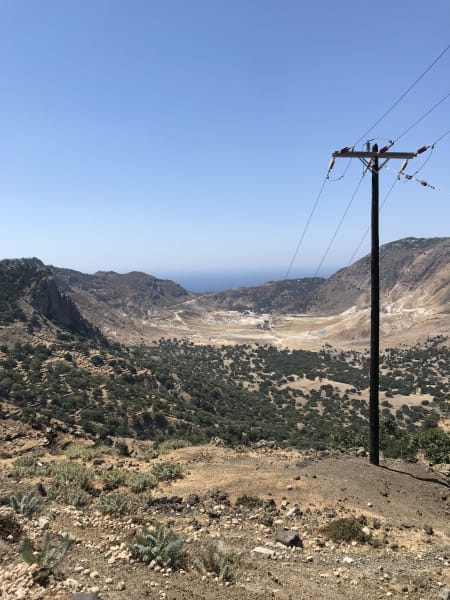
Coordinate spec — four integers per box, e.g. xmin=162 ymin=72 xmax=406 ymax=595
xmin=161 ymin=269 xmax=331 ymax=293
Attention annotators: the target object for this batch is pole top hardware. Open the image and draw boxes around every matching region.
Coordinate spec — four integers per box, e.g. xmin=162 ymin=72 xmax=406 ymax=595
xmin=332 ymin=150 xmax=415 ymax=159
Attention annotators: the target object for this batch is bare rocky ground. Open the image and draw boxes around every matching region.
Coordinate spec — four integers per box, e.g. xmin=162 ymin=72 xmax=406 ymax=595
xmin=1 ymin=420 xmax=449 ymax=600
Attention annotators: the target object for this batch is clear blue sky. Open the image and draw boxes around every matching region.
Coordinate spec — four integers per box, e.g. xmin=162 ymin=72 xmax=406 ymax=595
xmin=1 ymin=0 xmax=449 ymax=290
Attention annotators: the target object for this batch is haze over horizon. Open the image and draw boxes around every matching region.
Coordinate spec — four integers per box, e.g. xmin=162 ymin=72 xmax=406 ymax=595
xmin=1 ymin=1 xmax=449 ymax=279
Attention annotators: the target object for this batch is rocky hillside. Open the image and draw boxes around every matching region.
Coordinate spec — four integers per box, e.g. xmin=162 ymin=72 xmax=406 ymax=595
xmin=52 ymin=267 xmax=193 ymax=317
xmin=204 ymin=237 xmax=450 ymax=316
xmin=1 ymin=237 xmax=449 ymax=348
xmin=0 ymin=258 xmax=102 ymax=341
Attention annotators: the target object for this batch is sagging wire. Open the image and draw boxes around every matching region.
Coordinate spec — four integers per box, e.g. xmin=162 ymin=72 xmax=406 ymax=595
xmin=394 ymin=92 xmax=450 ymax=144
xmin=284 ymin=174 xmax=329 ymax=280
xmin=313 ymin=170 xmax=367 ymax=279
xmin=354 ymin=43 xmax=450 ymax=147
xmin=303 ymin=170 xmax=367 ymax=338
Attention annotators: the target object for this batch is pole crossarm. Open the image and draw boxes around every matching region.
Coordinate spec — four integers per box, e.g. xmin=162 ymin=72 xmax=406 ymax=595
xmin=332 ymin=151 xmax=415 ymax=159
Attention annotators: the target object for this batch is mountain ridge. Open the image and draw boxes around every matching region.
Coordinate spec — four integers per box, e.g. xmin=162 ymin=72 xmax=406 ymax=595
xmin=1 ymin=236 xmax=449 ymax=348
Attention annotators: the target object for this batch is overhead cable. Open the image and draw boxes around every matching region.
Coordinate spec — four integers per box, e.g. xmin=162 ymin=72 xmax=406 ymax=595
xmin=313 ymin=171 xmax=367 ymax=278
xmin=354 ymin=43 xmax=450 ymax=146
xmin=394 ymin=92 xmax=450 ymax=143
xmin=284 ymin=175 xmax=329 ymax=279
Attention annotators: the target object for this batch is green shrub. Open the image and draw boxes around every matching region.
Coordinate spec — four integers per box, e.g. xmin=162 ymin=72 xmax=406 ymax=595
xmin=50 ymin=461 xmax=91 ymax=490
xmin=129 ymin=523 xmax=186 ymax=568
xmin=322 ymin=518 xmax=367 ymax=543
xmin=102 ymin=468 xmax=129 ymax=490
xmin=194 ymin=543 xmax=239 ymax=582
xmin=64 ymin=443 xmax=110 ymax=461
xmin=416 ymin=428 xmax=450 ymax=464
xmin=151 ymin=461 xmax=183 ymax=482
xmin=20 ymin=531 xmax=70 ymax=570
xmin=235 ymin=494 xmax=263 ymax=509
xmin=9 ymin=457 xmax=49 ymax=479
xmin=48 ymin=484 xmax=90 ymax=507
xmin=8 ymin=492 xmax=40 ymax=516
xmin=127 ymin=472 xmax=157 ymax=493
xmin=157 ymin=439 xmax=191 ymax=453
xmin=115 ymin=441 xmax=130 ymax=457
xmin=97 ymin=492 xmax=132 ymax=515
xmin=13 ymin=455 xmax=39 ymax=467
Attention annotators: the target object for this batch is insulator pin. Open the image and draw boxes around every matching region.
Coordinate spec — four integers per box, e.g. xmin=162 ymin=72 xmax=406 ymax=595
xmin=398 ymin=159 xmax=409 ymax=173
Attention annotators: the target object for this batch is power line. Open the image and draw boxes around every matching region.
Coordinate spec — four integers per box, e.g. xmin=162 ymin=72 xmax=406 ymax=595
xmin=284 ymin=175 xmax=328 ymax=279
xmin=432 ymin=129 xmax=450 ymax=145
xmin=313 ymin=171 xmax=367 ymax=277
xmin=394 ymin=92 xmax=450 ymax=143
xmin=284 ymin=44 xmax=450 ymax=280
xmin=354 ymin=43 xmax=450 ymax=146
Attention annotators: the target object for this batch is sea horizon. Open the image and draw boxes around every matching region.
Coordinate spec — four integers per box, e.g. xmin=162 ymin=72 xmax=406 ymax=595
xmin=159 ymin=268 xmax=335 ymax=293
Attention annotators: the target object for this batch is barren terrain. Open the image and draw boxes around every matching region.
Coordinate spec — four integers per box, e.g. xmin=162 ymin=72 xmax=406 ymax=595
xmin=1 ymin=421 xmax=449 ymax=600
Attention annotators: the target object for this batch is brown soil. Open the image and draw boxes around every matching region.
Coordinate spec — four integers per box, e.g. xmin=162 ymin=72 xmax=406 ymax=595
xmin=0 ymin=421 xmax=449 ymax=600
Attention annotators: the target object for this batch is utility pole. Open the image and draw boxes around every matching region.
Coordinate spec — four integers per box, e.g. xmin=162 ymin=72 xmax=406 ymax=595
xmin=332 ymin=143 xmax=415 ymax=465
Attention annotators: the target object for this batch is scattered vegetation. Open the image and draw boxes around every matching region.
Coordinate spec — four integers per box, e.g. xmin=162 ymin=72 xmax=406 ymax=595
xmin=151 ymin=461 xmax=183 ymax=482
xmin=20 ymin=531 xmax=70 ymax=570
xmin=127 ymin=471 xmax=157 ymax=493
xmin=8 ymin=492 xmax=40 ymax=516
xmin=194 ymin=543 xmax=239 ymax=582
xmin=50 ymin=461 xmax=91 ymax=490
xmin=1 ymin=336 xmax=449 ymax=455
xmin=64 ymin=443 xmax=111 ymax=461
xmin=235 ymin=494 xmax=263 ymax=509
xmin=97 ymin=492 xmax=133 ymax=515
xmin=47 ymin=484 xmax=90 ymax=507
xmin=101 ymin=468 xmax=129 ymax=490
xmin=129 ymin=523 xmax=186 ymax=568
xmin=9 ymin=456 xmax=49 ymax=479
xmin=322 ymin=518 xmax=368 ymax=543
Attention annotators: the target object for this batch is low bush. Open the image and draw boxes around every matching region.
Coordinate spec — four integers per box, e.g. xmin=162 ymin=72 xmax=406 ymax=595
xmin=129 ymin=523 xmax=186 ymax=568
xmin=97 ymin=492 xmax=132 ymax=515
xmin=48 ymin=484 xmax=90 ymax=507
xmin=194 ymin=543 xmax=239 ymax=582
xmin=9 ymin=457 xmax=49 ymax=479
xmin=235 ymin=494 xmax=263 ymax=509
xmin=8 ymin=492 xmax=40 ymax=516
xmin=322 ymin=517 xmax=367 ymax=543
xmin=101 ymin=468 xmax=129 ymax=490
xmin=151 ymin=461 xmax=183 ymax=482
xmin=21 ymin=531 xmax=70 ymax=570
xmin=64 ymin=443 xmax=110 ymax=461
xmin=50 ymin=461 xmax=91 ymax=490
xmin=157 ymin=439 xmax=191 ymax=453
xmin=127 ymin=472 xmax=157 ymax=493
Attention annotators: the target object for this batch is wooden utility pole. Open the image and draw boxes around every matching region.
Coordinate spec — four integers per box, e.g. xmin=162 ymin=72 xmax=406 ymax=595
xmin=370 ymin=143 xmax=380 ymax=465
xmin=332 ymin=143 xmax=415 ymax=465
